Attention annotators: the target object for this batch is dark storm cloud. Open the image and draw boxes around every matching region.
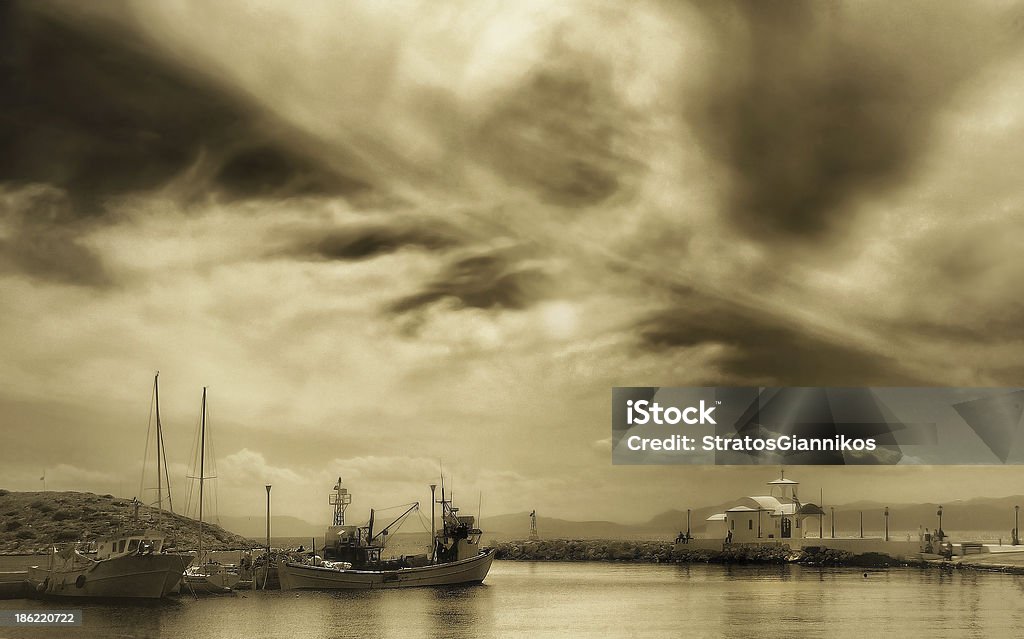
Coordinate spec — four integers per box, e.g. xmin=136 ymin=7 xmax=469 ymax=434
xmin=688 ymin=0 xmax=1016 ymax=241
xmin=0 ymin=185 xmax=109 ymax=286
xmin=389 ymin=250 xmax=549 ymax=314
xmin=473 ymin=50 xmax=636 ymax=208
xmin=0 ymin=4 xmax=363 ymax=218
xmin=637 ymin=299 xmax=924 ymax=386
xmin=302 ymin=224 xmax=459 ymax=262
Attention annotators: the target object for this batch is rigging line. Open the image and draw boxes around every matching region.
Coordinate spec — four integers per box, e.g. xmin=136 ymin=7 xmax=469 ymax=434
xmin=373 ymin=502 xmax=420 ymax=512
xmin=138 ymin=383 xmax=155 ymax=502
xmin=159 ymin=423 xmax=174 ymax=513
xmin=185 ymin=393 xmax=205 ymax=519
xmin=414 ymin=508 xmax=432 ymax=535
xmin=205 ymin=393 xmax=219 ymax=524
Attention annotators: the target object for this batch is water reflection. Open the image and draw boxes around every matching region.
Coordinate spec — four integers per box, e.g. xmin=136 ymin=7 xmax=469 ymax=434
xmin=1 ymin=563 xmax=1022 ymax=639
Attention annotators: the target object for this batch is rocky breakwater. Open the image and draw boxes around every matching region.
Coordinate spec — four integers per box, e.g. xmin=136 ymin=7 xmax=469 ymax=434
xmin=495 ymin=539 xmax=676 ymax=563
xmin=494 ymin=539 xmax=923 ymax=567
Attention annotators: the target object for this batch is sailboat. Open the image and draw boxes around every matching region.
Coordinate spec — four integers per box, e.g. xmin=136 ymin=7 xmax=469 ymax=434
xmin=24 ymin=374 xmax=193 ymax=599
xmin=139 ymin=372 xmax=174 ymax=515
xmin=277 ymin=478 xmax=494 ymax=590
xmin=181 ymin=387 xmax=245 ymax=594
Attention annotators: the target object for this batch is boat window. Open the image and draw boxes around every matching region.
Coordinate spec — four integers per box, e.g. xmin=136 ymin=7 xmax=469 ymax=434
xmin=128 ymin=540 xmax=140 ymax=552
xmin=118 ymin=540 xmax=126 ymax=553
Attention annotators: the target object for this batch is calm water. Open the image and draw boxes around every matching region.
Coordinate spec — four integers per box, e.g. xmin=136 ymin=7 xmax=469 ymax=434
xmin=2 ymin=562 xmax=1023 ymax=638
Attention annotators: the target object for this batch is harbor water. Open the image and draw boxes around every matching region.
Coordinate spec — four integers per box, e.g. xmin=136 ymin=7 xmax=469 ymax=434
xmin=2 ymin=561 xmax=1023 ymax=638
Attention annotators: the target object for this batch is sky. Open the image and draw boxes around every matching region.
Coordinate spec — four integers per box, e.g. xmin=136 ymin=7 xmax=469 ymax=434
xmin=1 ymin=0 xmax=1023 ymax=526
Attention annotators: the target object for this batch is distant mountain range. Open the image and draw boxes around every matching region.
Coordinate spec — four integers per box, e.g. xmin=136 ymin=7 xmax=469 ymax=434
xmin=215 ymin=494 xmax=1024 ymax=541
xmin=216 ymin=514 xmax=326 ymax=539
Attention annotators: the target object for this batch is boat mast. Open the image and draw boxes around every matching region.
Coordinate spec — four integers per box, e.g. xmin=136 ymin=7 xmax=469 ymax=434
xmin=156 ymin=373 xmax=173 ymax=513
xmin=199 ymin=387 xmax=206 ymax=560
xmin=430 ymin=484 xmax=436 ymax=563
xmin=155 ymin=372 xmax=163 ymax=512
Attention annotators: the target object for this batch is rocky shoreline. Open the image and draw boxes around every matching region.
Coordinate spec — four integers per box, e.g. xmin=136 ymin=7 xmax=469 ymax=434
xmin=0 ymin=489 xmax=254 ymax=554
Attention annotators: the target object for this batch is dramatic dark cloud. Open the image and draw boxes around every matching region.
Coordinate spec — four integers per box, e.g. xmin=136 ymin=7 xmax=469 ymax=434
xmin=638 ymin=299 xmax=924 ymax=386
xmin=303 ymin=224 xmax=459 ymax=262
xmin=0 ymin=4 xmax=361 ymax=218
xmin=390 ymin=250 xmax=549 ymax=315
xmin=688 ymin=0 xmax=1016 ymax=241
xmin=0 ymin=184 xmax=110 ymax=286
xmin=473 ymin=50 xmax=637 ymax=208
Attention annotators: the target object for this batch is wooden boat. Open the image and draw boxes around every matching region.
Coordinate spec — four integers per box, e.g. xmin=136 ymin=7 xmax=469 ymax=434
xmin=278 ymin=478 xmax=495 ymax=590
xmin=278 ymin=547 xmax=495 ymax=590
xmin=26 ymin=533 xmax=192 ymax=599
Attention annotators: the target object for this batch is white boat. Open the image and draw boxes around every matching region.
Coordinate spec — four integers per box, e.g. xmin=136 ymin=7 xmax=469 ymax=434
xmin=277 ymin=478 xmax=495 ymax=590
xmin=278 ymin=547 xmax=495 ymax=590
xmin=183 ymin=560 xmax=245 ymax=594
xmin=27 ymin=533 xmax=193 ymax=599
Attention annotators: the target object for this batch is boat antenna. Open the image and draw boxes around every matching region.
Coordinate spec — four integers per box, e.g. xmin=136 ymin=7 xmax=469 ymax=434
xmin=429 ymin=484 xmax=437 ymax=563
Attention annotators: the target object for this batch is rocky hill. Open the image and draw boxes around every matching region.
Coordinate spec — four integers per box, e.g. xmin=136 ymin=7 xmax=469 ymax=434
xmin=0 ymin=489 xmax=256 ymax=554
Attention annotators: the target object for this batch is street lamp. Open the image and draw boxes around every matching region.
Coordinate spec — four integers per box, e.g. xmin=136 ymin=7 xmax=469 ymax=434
xmin=937 ymin=505 xmax=943 ymax=541
xmin=830 ymin=506 xmax=835 ymax=538
xmin=884 ymin=506 xmax=889 ymax=542
xmin=265 ymin=485 xmax=272 ymax=557
xmin=1014 ymin=505 xmax=1019 ymax=546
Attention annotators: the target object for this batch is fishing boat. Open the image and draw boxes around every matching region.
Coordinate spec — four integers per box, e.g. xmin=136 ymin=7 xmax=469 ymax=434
xmin=26 ymin=532 xmax=192 ymax=599
xmin=181 ymin=387 xmax=246 ymax=594
xmin=277 ymin=478 xmax=495 ymax=590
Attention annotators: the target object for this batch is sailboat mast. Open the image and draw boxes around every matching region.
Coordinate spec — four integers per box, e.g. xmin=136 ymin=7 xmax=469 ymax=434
xmin=155 ymin=372 xmax=162 ymax=512
xmin=159 ymin=424 xmax=174 ymax=513
xmin=199 ymin=387 xmax=206 ymax=559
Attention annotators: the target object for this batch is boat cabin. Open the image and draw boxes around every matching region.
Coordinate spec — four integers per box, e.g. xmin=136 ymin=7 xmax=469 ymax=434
xmin=91 ymin=534 xmax=165 ymax=559
xmin=323 ymin=525 xmax=384 ymax=567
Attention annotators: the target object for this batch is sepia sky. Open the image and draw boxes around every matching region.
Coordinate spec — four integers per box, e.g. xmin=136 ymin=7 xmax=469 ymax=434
xmin=1 ymin=0 xmax=1023 ymax=525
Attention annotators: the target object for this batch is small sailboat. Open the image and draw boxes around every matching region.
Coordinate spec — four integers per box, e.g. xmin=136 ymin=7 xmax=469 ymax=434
xmin=181 ymin=387 xmax=245 ymax=594
xmin=139 ymin=371 xmax=174 ymax=515
xmin=277 ymin=478 xmax=495 ymax=590
xmin=24 ymin=375 xmax=195 ymax=599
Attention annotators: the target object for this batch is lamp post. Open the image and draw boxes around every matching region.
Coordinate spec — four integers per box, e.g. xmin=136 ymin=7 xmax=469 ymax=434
xmin=937 ymin=505 xmax=943 ymax=540
xmin=830 ymin=507 xmax=835 ymax=538
xmin=686 ymin=509 xmax=691 ymax=540
xmin=884 ymin=506 xmax=889 ymax=542
xmin=265 ymin=485 xmax=272 ymax=558
xmin=859 ymin=511 xmax=863 ymax=539
xmin=1014 ymin=505 xmax=1019 ymax=546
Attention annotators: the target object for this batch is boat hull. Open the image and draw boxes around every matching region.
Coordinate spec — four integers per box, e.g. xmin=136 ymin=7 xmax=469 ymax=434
xmin=27 ymin=554 xmax=193 ymax=599
xmin=278 ymin=548 xmax=495 ymax=590
xmin=183 ymin=568 xmax=242 ymax=594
